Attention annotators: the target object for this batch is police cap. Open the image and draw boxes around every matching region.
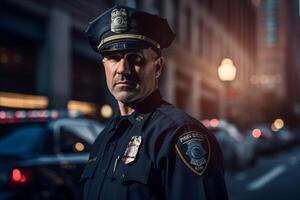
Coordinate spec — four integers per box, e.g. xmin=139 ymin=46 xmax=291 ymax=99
xmin=86 ymin=5 xmax=175 ymax=55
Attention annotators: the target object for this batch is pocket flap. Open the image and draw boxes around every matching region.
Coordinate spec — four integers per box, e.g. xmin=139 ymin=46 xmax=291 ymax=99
xmin=112 ymin=159 xmax=152 ymax=184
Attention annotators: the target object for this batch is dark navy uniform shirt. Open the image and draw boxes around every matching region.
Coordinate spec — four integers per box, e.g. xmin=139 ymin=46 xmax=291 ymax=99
xmin=81 ymin=91 xmax=228 ymax=200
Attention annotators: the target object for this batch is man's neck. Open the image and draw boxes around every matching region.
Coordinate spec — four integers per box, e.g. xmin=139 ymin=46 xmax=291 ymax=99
xmin=117 ymin=89 xmax=160 ymax=116
xmin=118 ymin=101 xmax=135 ymax=116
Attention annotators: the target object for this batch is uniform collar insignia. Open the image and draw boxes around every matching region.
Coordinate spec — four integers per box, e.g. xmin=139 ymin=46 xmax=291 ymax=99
xmin=111 ymin=8 xmax=128 ymax=33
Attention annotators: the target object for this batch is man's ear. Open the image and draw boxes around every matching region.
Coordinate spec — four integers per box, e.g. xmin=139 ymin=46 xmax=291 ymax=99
xmin=100 ymin=55 xmax=105 ymax=65
xmin=155 ymin=56 xmax=164 ymax=78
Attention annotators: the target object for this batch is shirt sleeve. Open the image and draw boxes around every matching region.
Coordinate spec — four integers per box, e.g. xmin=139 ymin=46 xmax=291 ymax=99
xmin=161 ymin=124 xmax=228 ymax=200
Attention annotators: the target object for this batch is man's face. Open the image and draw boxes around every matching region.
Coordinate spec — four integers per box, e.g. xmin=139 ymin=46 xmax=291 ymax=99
xmin=102 ymin=48 xmax=163 ymax=104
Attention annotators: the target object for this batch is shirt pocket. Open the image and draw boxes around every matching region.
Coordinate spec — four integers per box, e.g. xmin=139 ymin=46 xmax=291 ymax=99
xmin=112 ymin=158 xmax=152 ymax=185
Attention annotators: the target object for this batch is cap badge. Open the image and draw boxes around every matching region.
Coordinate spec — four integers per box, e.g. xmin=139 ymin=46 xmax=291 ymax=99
xmin=122 ymin=136 xmax=142 ymax=164
xmin=111 ymin=8 xmax=128 ymax=33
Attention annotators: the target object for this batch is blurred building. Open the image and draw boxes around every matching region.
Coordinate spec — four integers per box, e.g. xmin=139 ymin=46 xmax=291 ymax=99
xmin=0 ymin=0 xmax=257 ymax=123
xmin=155 ymin=0 xmax=257 ymax=122
xmin=253 ymin=0 xmax=300 ymax=124
xmin=0 ymin=0 xmax=116 ymax=120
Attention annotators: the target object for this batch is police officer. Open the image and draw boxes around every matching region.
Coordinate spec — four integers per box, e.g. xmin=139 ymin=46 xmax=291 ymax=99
xmin=81 ymin=5 xmax=228 ymax=200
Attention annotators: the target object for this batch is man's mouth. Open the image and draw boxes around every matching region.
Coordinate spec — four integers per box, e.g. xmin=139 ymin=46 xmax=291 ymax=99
xmin=115 ymin=81 xmax=137 ymax=87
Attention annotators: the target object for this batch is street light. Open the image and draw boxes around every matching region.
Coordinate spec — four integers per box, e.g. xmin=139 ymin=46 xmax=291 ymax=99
xmin=218 ymin=58 xmax=237 ymax=81
xmin=218 ymin=58 xmax=237 ymax=120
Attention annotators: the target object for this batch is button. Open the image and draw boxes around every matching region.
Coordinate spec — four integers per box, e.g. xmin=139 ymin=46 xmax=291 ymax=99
xmin=135 ymin=115 xmax=144 ymax=121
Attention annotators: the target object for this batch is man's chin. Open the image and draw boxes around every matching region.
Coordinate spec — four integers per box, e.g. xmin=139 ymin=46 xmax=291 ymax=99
xmin=113 ymin=91 xmax=139 ymax=104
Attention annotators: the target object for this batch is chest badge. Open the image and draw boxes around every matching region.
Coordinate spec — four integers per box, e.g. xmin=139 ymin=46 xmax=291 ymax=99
xmin=122 ymin=136 xmax=142 ymax=165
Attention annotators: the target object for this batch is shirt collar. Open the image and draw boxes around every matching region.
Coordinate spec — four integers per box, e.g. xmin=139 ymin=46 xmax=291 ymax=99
xmin=111 ymin=90 xmax=163 ymax=126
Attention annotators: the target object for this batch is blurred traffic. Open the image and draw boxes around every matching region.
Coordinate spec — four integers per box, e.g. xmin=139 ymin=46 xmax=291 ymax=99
xmin=203 ymin=118 xmax=300 ymax=171
xmin=2 ymin=112 xmax=300 ymax=199
xmin=0 ymin=110 xmax=104 ymax=200
xmin=203 ymin=119 xmax=256 ymax=170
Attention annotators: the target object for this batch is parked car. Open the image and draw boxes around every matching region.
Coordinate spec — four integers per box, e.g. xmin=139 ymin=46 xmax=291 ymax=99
xmin=275 ymin=126 xmax=296 ymax=148
xmin=203 ymin=119 xmax=257 ymax=170
xmin=292 ymin=125 xmax=300 ymax=144
xmin=246 ymin=124 xmax=280 ymax=154
xmin=0 ymin=110 xmax=104 ymax=200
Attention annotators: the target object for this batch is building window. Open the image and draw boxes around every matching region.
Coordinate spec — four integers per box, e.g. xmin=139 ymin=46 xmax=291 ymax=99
xmin=175 ymin=69 xmax=191 ymax=110
xmin=186 ymin=6 xmax=192 ymax=50
xmin=299 ymin=0 xmax=300 ymax=16
xmin=201 ymin=81 xmax=219 ymax=119
xmin=153 ymin=0 xmax=163 ymax=15
xmin=0 ymin=32 xmax=37 ymax=94
xmin=72 ymin=54 xmax=107 ymax=105
xmin=173 ymin=0 xmax=180 ymax=38
xmin=263 ymin=0 xmax=278 ymax=46
xmin=198 ymin=19 xmax=204 ymax=57
xmin=200 ymin=96 xmax=218 ymax=119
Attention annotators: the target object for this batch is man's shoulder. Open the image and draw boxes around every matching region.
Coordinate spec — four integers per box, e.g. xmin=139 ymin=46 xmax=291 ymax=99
xmin=150 ymin=102 xmax=213 ymax=141
xmin=154 ymin=102 xmax=200 ymax=127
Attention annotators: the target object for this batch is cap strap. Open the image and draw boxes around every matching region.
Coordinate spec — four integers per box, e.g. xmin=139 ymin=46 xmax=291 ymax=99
xmin=97 ymin=34 xmax=160 ymax=50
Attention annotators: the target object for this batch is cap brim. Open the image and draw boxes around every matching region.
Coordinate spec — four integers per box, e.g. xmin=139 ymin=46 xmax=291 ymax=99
xmin=99 ymin=39 xmax=153 ymax=54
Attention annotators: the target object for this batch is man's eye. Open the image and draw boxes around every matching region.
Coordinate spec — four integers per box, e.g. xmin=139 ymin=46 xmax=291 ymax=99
xmin=126 ymin=54 xmax=144 ymax=65
xmin=105 ymin=54 xmax=122 ymax=62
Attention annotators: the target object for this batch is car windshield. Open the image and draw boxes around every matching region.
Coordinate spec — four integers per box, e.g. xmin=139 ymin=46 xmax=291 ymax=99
xmin=0 ymin=125 xmax=47 ymax=156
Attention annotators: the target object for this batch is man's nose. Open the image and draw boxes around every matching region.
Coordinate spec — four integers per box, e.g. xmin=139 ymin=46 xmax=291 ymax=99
xmin=116 ymin=58 xmax=131 ymax=75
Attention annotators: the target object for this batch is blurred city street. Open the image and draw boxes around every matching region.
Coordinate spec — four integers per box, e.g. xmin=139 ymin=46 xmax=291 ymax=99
xmin=226 ymin=146 xmax=300 ymax=200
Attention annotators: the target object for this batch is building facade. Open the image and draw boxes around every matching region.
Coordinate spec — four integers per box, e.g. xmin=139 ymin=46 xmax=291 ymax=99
xmin=0 ymin=0 xmax=257 ymax=124
xmin=254 ymin=0 xmax=300 ymax=124
xmin=0 ymin=0 xmax=115 ymax=120
xmin=157 ymin=0 xmax=257 ymax=124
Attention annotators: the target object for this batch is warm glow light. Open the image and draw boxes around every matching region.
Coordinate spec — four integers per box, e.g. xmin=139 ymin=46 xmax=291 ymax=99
xmin=74 ymin=142 xmax=85 ymax=152
xmin=252 ymin=128 xmax=262 ymax=138
xmin=101 ymin=104 xmax=113 ymax=118
xmin=271 ymin=124 xmax=279 ymax=132
xmin=210 ymin=118 xmax=219 ymax=127
xmin=273 ymin=118 xmax=284 ymax=130
xmin=218 ymin=58 xmax=237 ymax=81
xmin=0 ymin=92 xmax=48 ymax=109
xmin=0 ymin=54 xmax=9 ymax=63
xmin=68 ymin=100 xmax=96 ymax=115
xmin=250 ymin=74 xmax=282 ymax=85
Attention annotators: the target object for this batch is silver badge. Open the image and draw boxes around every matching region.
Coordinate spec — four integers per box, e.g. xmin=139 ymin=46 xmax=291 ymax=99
xmin=122 ymin=136 xmax=142 ymax=164
xmin=111 ymin=8 xmax=128 ymax=33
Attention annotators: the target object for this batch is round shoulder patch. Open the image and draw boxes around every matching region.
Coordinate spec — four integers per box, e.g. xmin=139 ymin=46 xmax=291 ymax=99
xmin=175 ymin=131 xmax=211 ymax=176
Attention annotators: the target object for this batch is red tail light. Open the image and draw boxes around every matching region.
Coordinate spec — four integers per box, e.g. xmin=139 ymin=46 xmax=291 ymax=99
xmin=10 ymin=168 xmax=32 ymax=185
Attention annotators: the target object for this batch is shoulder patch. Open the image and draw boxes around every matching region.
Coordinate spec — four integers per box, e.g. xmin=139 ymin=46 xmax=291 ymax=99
xmin=175 ymin=131 xmax=210 ymax=176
